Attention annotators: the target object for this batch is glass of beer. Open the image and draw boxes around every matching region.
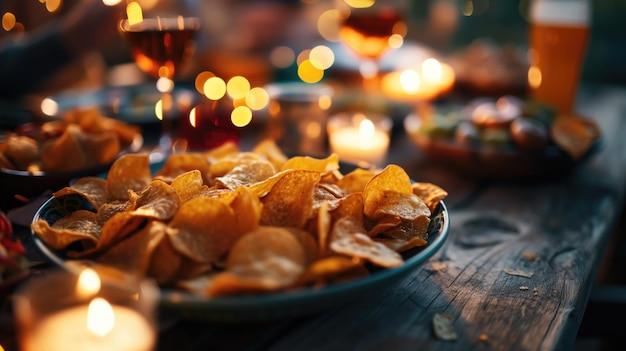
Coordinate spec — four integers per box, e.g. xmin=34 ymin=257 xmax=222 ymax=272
xmin=527 ymin=0 xmax=591 ymax=114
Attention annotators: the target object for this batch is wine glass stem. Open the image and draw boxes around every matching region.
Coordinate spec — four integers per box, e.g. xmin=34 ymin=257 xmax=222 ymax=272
xmin=159 ymin=91 xmax=174 ymax=153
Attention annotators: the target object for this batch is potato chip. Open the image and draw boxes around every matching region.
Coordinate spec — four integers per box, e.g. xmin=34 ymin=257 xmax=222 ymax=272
xmin=280 ymin=153 xmax=340 ymax=174
xmin=128 ymin=180 xmax=180 ymax=221
xmin=170 ymin=170 xmax=208 ymax=202
xmin=337 ymin=168 xmax=376 ymax=195
xmin=368 ymin=190 xmax=431 ymax=221
xmin=96 ymin=200 xmax=131 ymax=224
xmin=205 ymin=226 xmax=307 ymax=296
xmin=30 ymin=210 xmax=100 ymax=250
xmin=374 ymin=236 xmax=428 ymax=253
xmin=166 ymin=197 xmax=240 ymax=264
xmin=363 ymin=165 xmax=413 ymax=219
xmin=155 ymin=152 xmax=212 ymax=185
xmin=332 ymin=192 xmax=364 ymax=223
xmin=297 ymin=256 xmax=364 ymax=286
xmin=41 ymin=125 xmax=88 ymax=173
xmin=203 ymin=140 xmax=239 ymax=160
xmin=367 ymin=215 xmax=402 ymax=237
xmin=329 ymin=217 xmax=403 ymax=268
xmin=317 ymin=201 xmax=332 ymax=257
xmin=209 ymin=152 xmax=265 ymax=177
xmin=107 ymin=153 xmax=151 ymax=200
xmin=382 ymin=216 xmax=431 ymax=242
xmin=412 ymin=182 xmax=448 ymax=213
xmin=96 ymin=220 xmax=167 ymax=275
xmin=252 ymin=138 xmax=288 ymax=170
xmin=53 ymin=177 xmax=109 ymax=210
xmin=70 ymin=211 xmax=146 ymax=258
xmin=215 ymin=160 xmax=276 ymax=190
xmin=260 ymin=169 xmax=320 ymax=228
xmin=225 ymin=186 xmax=263 ymax=235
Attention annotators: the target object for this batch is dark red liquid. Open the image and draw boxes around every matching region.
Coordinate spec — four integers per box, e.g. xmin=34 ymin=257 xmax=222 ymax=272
xmin=178 ymin=101 xmax=240 ymax=150
xmin=121 ymin=18 xmax=199 ymax=79
xmin=339 ymin=8 xmax=403 ymax=59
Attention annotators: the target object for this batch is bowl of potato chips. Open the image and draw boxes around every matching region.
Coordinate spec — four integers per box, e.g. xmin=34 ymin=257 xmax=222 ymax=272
xmin=30 ymin=140 xmax=450 ymax=322
xmin=0 ymin=107 xmax=143 ymax=211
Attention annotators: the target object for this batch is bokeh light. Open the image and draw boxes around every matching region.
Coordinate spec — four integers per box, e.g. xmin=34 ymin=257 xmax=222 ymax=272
xmin=203 ymin=77 xmax=226 ymax=100
xmin=2 ymin=13 xmax=16 ymax=31
xmin=298 ymin=59 xmax=324 ymax=83
xmin=245 ymin=87 xmax=269 ymax=111
xmin=270 ymin=46 xmax=295 ymax=69
xmin=309 ymin=45 xmax=335 ymax=70
xmin=231 ymin=106 xmax=253 ymax=127
xmin=226 ymin=76 xmax=251 ymax=100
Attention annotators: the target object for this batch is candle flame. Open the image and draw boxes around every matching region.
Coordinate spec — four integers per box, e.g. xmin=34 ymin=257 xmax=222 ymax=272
xmin=76 ymin=268 xmax=101 ymax=299
xmin=87 ymin=298 xmax=115 ymax=337
xmin=126 ymin=2 xmax=144 ymax=25
xmin=358 ymin=118 xmax=375 ymax=139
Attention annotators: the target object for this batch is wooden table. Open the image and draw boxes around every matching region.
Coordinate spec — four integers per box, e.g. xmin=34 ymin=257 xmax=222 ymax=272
xmin=2 ymin=82 xmax=625 ymax=351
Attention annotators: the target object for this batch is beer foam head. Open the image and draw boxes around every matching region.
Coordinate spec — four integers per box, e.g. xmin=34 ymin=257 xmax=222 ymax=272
xmin=530 ymin=0 xmax=590 ymax=25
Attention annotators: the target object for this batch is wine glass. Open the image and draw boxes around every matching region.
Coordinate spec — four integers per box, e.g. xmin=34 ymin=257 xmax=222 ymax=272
xmin=337 ymin=0 xmax=407 ymax=94
xmin=119 ymin=1 xmax=200 ymax=159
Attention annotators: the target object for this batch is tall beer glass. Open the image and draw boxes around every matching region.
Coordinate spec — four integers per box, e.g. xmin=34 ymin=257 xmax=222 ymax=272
xmin=528 ymin=0 xmax=590 ymax=114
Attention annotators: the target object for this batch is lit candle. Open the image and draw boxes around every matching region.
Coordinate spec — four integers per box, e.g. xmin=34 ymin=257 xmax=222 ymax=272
xmin=328 ymin=113 xmax=392 ymax=167
xmin=381 ymin=58 xmax=455 ymax=102
xmin=15 ymin=268 xmax=158 ymax=351
xmin=21 ymin=299 xmax=156 ymax=351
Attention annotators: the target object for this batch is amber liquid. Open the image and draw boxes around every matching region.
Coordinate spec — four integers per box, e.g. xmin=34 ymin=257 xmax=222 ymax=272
xmin=339 ymin=8 xmax=403 ymax=60
xmin=528 ymin=24 xmax=589 ymax=114
xmin=121 ymin=18 xmax=199 ymax=79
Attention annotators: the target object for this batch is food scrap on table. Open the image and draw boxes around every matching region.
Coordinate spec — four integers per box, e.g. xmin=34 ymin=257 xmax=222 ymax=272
xmin=432 ymin=313 xmax=457 ymax=341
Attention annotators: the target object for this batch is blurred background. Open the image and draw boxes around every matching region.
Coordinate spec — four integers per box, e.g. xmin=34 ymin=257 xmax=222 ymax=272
xmin=1 ymin=0 xmax=624 ymax=97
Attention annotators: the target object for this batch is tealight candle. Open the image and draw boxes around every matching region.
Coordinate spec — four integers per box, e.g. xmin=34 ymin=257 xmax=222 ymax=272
xmin=14 ymin=268 xmax=159 ymax=351
xmin=327 ymin=112 xmax=392 ymax=168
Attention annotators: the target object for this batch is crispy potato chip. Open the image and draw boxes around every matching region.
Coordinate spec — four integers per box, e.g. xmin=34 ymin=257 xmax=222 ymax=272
xmin=107 ymin=153 xmax=151 ymax=200
xmin=374 ymin=236 xmax=428 ymax=253
xmin=367 ymin=215 xmax=402 ymax=237
xmin=317 ymin=201 xmax=332 ymax=257
xmin=203 ymin=140 xmax=239 ymax=160
xmin=128 ymin=180 xmax=180 ymax=221
xmin=260 ymin=169 xmax=320 ymax=228
xmin=329 ymin=217 xmax=403 ymax=268
xmin=280 ymin=153 xmax=340 ymax=174
xmin=332 ymin=192 xmax=364 ymax=223
xmin=205 ymin=227 xmax=307 ymax=296
xmin=96 ymin=220 xmax=167 ymax=275
xmin=225 ymin=186 xmax=263 ymax=235
xmin=96 ymin=200 xmax=131 ymax=224
xmin=156 ymin=152 xmax=212 ymax=185
xmin=215 ymin=160 xmax=276 ymax=190
xmin=382 ymin=216 xmax=431 ymax=242
xmin=412 ymin=182 xmax=448 ymax=213
xmin=30 ymin=210 xmax=100 ymax=250
xmin=53 ymin=177 xmax=109 ymax=210
xmin=147 ymin=233 xmax=184 ymax=285
xmin=209 ymin=152 xmax=265 ymax=177
xmin=252 ymin=138 xmax=288 ymax=170
xmin=368 ymin=191 xmax=431 ymax=221
xmin=297 ymin=256 xmax=365 ymax=286
xmin=363 ymin=165 xmax=413 ymax=219
xmin=337 ymin=168 xmax=376 ymax=195
xmin=41 ymin=125 xmax=88 ymax=172
xmin=167 ymin=197 xmax=240 ymax=264
xmin=170 ymin=170 xmax=208 ymax=202
xmin=71 ymin=211 xmax=145 ymax=258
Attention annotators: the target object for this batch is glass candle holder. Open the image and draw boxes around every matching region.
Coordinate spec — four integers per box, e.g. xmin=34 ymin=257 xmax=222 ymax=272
xmin=327 ymin=112 xmax=392 ymax=168
xmin=14 ymin=267 xmax=159 ymax=351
